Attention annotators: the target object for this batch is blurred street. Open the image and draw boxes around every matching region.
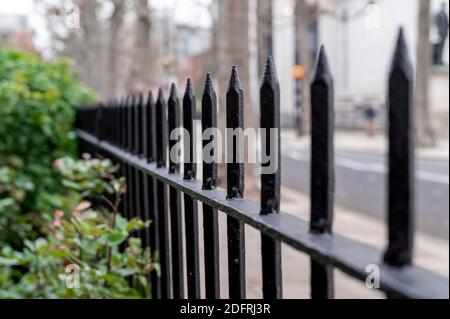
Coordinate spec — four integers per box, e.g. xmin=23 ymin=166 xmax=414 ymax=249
xmin=281 ymin=130 xmax=449 ymax=240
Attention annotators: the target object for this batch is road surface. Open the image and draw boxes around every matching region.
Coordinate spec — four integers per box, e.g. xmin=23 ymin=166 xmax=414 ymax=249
xmin=281 ymin=145 xmax=449 ymax=240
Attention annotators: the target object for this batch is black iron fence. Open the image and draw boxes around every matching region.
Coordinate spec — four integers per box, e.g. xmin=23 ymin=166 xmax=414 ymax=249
xmin=75 ymin=29 xmax=448 ymax=299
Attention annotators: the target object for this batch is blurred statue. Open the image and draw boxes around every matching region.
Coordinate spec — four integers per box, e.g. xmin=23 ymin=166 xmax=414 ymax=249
xmin=433 ymin=2 xmax=449 ymax=65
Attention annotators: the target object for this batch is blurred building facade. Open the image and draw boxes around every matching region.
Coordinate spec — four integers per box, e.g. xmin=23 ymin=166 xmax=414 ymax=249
xmin=0 ymin=14 xmax=37 ymax=52
xmin=274 ymin=0 xmax=449 ymax=137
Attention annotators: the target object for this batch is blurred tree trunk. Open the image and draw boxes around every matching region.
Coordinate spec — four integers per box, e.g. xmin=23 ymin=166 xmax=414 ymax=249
xmin=257 ymin=0 xmax=273 ymax=75
xmin=78 ymin=0 xmax=102 ymax=93
xmin=107 ymin=0 xmax=125 ymax=98
xmin=216 ymin=0 xmax=257 ymax=195
xmin=216 ymin=0 xmax=227 ymax=186
xmin=294 ymin=0 xmax=313 ymax=136
xmin=415 ymin=0 xmax=436 ymax=146
xmin=127 ymin=0 xmax=153 ymax=93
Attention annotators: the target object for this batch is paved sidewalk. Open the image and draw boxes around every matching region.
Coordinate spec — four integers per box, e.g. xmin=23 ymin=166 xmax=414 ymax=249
xmin=281 ymin=129 xmax=449 ymax=161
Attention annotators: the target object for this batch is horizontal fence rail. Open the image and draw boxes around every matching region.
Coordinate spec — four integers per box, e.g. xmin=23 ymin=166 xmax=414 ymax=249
xmin=75 ymin=29 xmax=448 ymax=299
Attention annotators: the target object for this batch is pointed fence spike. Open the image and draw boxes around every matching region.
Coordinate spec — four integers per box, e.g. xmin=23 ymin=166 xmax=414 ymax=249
xmin=154 ymin=87 xmax=171 ymax=298
xmin=182 ymin=77 xmax=201 ymax=298
xmin=384 ymin=27 xmax=415 ymax=267
xmin=127 ymin=95 xmax=136 ymax=153
xmin=228 ymin=65 xmax=242 ymax=89
xmin=202 ymin=73 xmax=217 ymax=190
xmin=310 ymin=44 xmax=335 ymax=299
xmin=226 ymin=65 xmax=246 ymax=299
xmin=143 ymin=89 xmax=161 ymax=298
xmin=260 ymin=55 xmax=282 ymax=299
xmin=168 ymin=83 xmax=180 ymax=174
xmin=167 ymin=82 xmax=184 ymax=298
xmin=390 ymin=27 xmax=413 ymax=81
xmin=146 ymin=90 xmax=155 ymax=162
xmin=155 ymin=88 xmax=167 ymax=168
xmin=312 ymin=45 xmax=332 ymax=83
xmin=201 ymin=72 xmax=220 ymax=298
xmin=170 ymin=83 xmax=177 ymax=98
xmin=262 ymin=56 xmax=278 ymax=85
xmin=226 ymin=66 xmax=244 ymax=199
xmin=134 ymin=93 xmax=143 ymax=155
xmin=183 ymin=79 xmax=196 ymax=180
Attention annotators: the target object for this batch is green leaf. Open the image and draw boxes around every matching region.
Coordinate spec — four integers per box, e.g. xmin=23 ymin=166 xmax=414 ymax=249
xmin=116 ymin=268 xmax=138 ymax=277
xmin=125 ymin=218 xmax=148 ymax=232
xmin=115 ymin=215 xmax=128 ymax=232
xmin=106 ymin=232 xmax=128 ymax=246
xmin=62 ymin=179 xmax=82 ymax=190
xmin=49 ymin=249 xmax=69 ymax=258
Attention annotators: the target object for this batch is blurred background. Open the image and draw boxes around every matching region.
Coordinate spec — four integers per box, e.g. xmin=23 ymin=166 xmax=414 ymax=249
xmin=0 ymin=0 xmax=448 ymax=134
xmin=1 ymin=0 xmax=448 ymax=297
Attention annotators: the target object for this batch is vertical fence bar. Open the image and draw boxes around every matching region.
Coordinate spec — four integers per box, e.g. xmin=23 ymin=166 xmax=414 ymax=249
xmin=183 ymin=79 xmax=201 ymax=299
xmin=95 ymin=102 xmax=103 ymax=141
xmin=121 ymin=96 xmax=128 ymax=149
xmin=139 ymin=93 xmax=148 ymax=246
xmin=260 ymin=57 xmax=282 ymax=299
xmin=128 ymin=95 xmax=135 ymax=153
xmin=134 ymin=94 xmax=143 ymax=237
xmin=168 ymin=83 xmax=184 ymax=299
xmin=121 ymin=96 xmax=129 ymax=219
xmin=147 ymin=91 xmax=156 ymax=163
xmin=118 ymin=97 xmax=127 ymax=233
xmin=106 ymin=102 xmax=111 ymax=143
xmin=127 ymin=96 xmax=136 ymax=220
xmin=202 ymin=74 xmax=220 ymax=299
xmin=310 ymin=46 xmax=334 ymax=299
xmin=226 ymin=66 xmax=246 ymax=299
xmin=384 ymin=28 xmax=414 ymax=267
xmin=146 ymin=91 xmax=161 ymax=299
xmin=125 ymin=96 xmax=134 ymax=220
xmin=137 ymin=94 xmax=147 ymax=242
xmin=155 ymin=88 xmax=172 ymax=298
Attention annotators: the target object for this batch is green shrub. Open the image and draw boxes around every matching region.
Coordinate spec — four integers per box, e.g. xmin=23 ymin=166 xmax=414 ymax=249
xmin=0 ymin=156 xmax=156 ymax=298
xmin=0 ymin=47 xmax=95 ymax=246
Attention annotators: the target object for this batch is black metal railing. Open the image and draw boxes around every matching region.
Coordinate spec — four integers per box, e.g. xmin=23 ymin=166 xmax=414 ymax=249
xmin=75 ymin=30 xmax=448 ymax=299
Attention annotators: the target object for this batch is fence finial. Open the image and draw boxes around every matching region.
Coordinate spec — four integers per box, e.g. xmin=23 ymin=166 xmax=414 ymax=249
xmin=184 ymin=78 xmax=194 ymax=97
xmin=226 ymin=64 xmax=244 ymax=199
xmin=146 ymin=90 xmax=155 ymax=162
xmin=384 ymin=26 xmax=414 ymax=267
xmin=263 ymin=56 xmax=277 ymax=85
xmin=228 ymin=65 xmax=241 ymax=89
xmin=204 ymin=73 xmax=213 ymax=94
xmin=390 ymin=27 xmax=413 ymax=80
xmin=155 ymin=88 xmax=166 ymax=168
xmin=183 ymin=78 xmax=196 ymax=180
xmin=136 ymin=92 xmax=144 ymax=156
xmin=202 ymin=72 xmax=217 ymax=190
xmin=168 ymin=83 xmax=180 ymax=174
xmin=312 ymin=45 xmax=331 ymax=82
xmin=157 ymin=87 xmax=164 ymax=102
xmin=169 ymin=83 xmax=177 ymax=99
